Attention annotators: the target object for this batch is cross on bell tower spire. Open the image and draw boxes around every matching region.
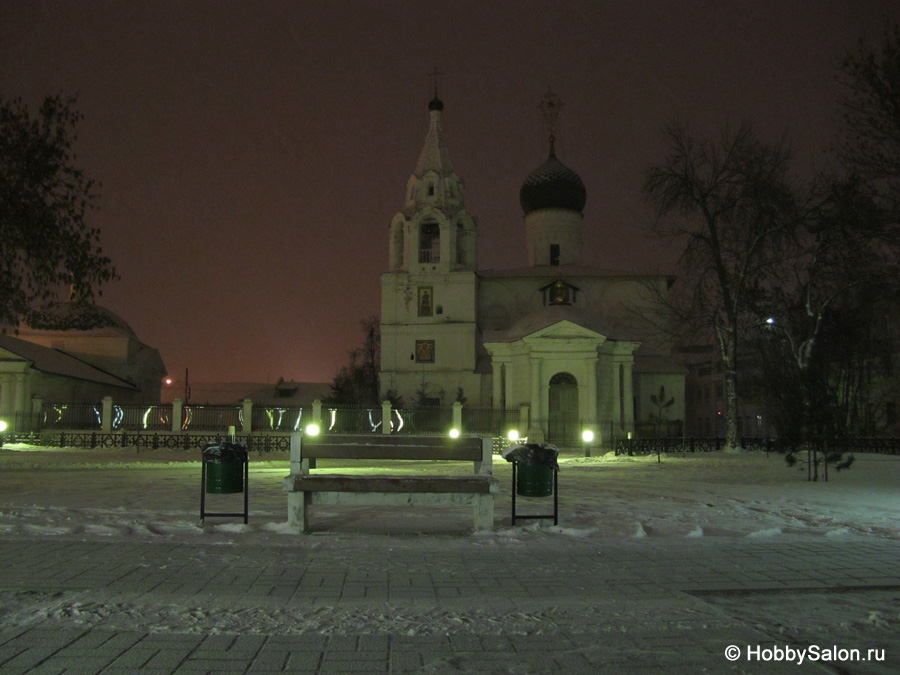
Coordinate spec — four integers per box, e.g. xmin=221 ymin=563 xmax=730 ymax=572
xmin=428 ymin=66 xmax=444 ymax=99
xmin=539 ymin=87 xmax=563 ymax=155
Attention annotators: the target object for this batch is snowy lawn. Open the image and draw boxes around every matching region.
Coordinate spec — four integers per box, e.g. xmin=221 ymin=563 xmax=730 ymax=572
xmin=0 ymin=444 xmax=897 ymax=542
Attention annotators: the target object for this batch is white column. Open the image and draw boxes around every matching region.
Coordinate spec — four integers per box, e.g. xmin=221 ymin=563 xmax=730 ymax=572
xmin=452 ymin=401 xmax=462 ymax=431
xmin=0 ymin=375 xmax=10 ymax=415
xmin=528 ymin=358 xmax=543 ymax=441
xmin=612 ymin=362 xmax=622 ymax=429
xmin=622 ymin=362 xmax=635 ymax=426
xmin=584 ymin=356 xmax=598 ymax=426
xmin=491 ymin=360 xmax=502 ymax=409
xmin=13 ymin=374 xmax=26 ymax=416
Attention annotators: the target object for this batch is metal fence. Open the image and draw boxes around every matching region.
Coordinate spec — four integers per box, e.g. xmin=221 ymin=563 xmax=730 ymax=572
xmin=615 ymin=436 xmax=900 ymax=456
xmin=461 ymin=408 xmax=519 ymax=435
xmin=112 ymin=404 xmax=172 ymax=431
xmin=41 ymin=403 xmax=101 ymax=430
xmin=393 ymin=407 xmax=452 ymax=435
xmin=181 ymin=405 xmax=241 ymax=432
xmin=251 ymin=406 xmax=305 ymax=432
xmin=320 ymin=407 xmax=384 ymax=434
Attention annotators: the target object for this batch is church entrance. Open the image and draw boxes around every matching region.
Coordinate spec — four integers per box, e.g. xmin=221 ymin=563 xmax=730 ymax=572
xmin=548 ymin=372 xmax=578 ymax=445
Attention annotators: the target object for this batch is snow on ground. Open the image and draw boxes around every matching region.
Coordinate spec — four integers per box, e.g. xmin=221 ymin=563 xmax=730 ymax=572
xmin=0 ymin=443 xmax=898 ymax=542
xmin=1 ymin=443 xmax=899 ymax=669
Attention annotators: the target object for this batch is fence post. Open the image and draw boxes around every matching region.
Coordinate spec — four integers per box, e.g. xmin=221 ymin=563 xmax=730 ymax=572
xmin=312 ymin=399 xmax=323 ymax=429
xmin=518 ymin=404 xmax=530 ymax=436
xmin=242 ymin=398 xmax=253 ymax=434
xmin=172 ymin=398 xmax=183 ymax=432
xmin=381 ymin=400 xmax=392 ymax=434
xmin=101 ymin=396 xmax=113 ymax=433
xmin=452 ymin=401 xmax=462 ymax=433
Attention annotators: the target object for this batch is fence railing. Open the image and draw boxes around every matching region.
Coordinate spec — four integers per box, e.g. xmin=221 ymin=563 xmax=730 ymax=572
xmin=615 ymin=436 xmax=900 ymax=456
xmin=461 ymin=408 xmax=519 ymax=435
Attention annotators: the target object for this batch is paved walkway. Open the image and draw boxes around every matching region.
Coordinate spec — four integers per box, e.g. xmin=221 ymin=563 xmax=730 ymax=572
xmin=1 ymin=534 xmax=898 ymax=674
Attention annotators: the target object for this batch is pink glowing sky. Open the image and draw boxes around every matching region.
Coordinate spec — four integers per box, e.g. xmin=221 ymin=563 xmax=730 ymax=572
xmin=2 ymin=0 xmax=897 ymax=384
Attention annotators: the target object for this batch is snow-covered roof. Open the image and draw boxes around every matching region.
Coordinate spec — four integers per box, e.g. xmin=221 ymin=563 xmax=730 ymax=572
xmin=0 ymin=334 xmax=137 ymax=389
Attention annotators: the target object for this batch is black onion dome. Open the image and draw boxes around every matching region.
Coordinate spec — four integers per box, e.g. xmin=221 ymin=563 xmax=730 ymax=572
xmin=428 ymin=96 xmax=444 ymax=111
xmin=519 ymin=151 xmax=587 ymax=215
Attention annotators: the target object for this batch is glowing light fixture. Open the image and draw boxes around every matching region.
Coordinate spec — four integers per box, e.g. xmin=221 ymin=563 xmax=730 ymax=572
xmin=449 ymin=428 xmax=460 ymax=438
xmin=305 ymin=423 xmax=320 ymax=436
xmin=582 ymin=429 xmax=594 ymax=443
xmin=507 ymin=430 xmax=519 ymax=442
xmin=0 ymin=421 xmax=7 ymax=432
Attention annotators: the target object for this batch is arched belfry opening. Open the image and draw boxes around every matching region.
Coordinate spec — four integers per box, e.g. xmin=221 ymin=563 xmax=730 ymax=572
xmin=548 ymin=372 xmax=579 ymax=444
xmin=419 ymin=221 xmax=440 ymax=263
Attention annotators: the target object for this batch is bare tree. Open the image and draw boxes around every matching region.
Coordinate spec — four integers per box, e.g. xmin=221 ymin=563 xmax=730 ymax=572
xmin=753 ymin=176 xmax=891 ymax=476
xmin=837 ymin=24 xmax=900 ymax=214
xmin=644 ymin=123 xmax=801 ymax=450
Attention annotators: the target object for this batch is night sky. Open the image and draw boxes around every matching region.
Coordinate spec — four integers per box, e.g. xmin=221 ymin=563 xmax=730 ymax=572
xmin=2 ymin=1 xmax=897 ymax=385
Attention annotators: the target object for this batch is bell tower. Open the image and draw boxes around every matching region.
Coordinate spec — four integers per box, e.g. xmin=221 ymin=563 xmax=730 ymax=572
xmin=380 ymin=90 xmax=482 ymax=406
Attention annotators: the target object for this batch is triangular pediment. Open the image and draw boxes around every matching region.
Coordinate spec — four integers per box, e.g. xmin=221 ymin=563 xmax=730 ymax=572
xmin=0 ymin=345 xmax=29 ymax=361
xmin=524 ymin=319 xmax=606 ymax=341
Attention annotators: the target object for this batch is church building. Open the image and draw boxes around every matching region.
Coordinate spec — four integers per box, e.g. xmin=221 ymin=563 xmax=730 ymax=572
xmin=380 ymin=91 xmax=684 ymax=445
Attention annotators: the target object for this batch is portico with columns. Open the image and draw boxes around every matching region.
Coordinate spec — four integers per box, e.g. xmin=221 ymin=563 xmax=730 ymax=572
xmin=379 ymin=89 xmax=685 ymax=446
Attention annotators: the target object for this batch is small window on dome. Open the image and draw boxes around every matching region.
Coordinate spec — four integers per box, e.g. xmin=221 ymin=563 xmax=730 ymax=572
xmin=550 ymin=244 xmax=560 ymax=266
xmin=428 ymin=184 xmax=435 ymax=196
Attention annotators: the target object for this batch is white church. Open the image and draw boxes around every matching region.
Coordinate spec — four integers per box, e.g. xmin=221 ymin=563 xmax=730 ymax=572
xmin=380 ymin=92 xmax=684 ymax=446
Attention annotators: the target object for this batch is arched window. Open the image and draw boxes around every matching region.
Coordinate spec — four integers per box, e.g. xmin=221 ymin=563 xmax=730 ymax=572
xmin=550 ymin=372 xmax=577 ymax=386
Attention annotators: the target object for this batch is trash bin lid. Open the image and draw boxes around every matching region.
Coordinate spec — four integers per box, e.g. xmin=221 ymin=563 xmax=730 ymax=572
xmin=202 ymin=442 xmax=248 ymax=462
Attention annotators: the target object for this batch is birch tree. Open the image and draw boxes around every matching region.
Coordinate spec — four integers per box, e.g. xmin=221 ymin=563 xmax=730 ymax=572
xmin=644 ymin=123 xmax=800 ymax=450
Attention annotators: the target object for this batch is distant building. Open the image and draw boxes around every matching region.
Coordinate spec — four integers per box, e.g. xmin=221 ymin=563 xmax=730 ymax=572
xmin=380 ymin=93 xmax=685 ymax=445
xmin=160 ymin=378 xmax=330 ymax=407
xmin=0 ymin=301 xmax=166 ymax=425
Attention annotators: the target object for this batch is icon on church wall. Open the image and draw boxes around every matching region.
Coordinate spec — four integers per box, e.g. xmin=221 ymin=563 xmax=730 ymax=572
xmin=415 ymin=339 xmax=435 ymax=363
xmin=418 ymin=287 xmax=433 ymax=317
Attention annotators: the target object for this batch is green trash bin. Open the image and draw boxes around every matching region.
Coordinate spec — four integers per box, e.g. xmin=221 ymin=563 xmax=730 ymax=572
xmin=203 ymin=442 xmax=247 ymax=494
xmin=516 ymin=462 xmax=555 ymax=497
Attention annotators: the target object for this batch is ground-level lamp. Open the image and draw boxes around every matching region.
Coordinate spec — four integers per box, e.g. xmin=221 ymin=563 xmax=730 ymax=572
xmin=581 ymin=428 xmax=595 ymax=457
xmin=304 ymin=423 xmax=320 ymax=436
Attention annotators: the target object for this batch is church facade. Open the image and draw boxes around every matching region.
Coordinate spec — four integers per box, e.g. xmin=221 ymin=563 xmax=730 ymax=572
xmin=380 ymin=95 xmax=684 ymax=446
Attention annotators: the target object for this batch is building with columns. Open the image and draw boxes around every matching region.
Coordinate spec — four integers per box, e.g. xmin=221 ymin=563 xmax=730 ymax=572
xmin=380 ymin=92 xmax=684 ymax=446
xmin=0 ymin=301 xmax=166 ymax=427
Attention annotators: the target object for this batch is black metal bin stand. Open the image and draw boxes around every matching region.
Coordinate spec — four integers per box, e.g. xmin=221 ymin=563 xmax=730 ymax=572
xmin=511 ymin=462 xmax=559 ymax=526
xmin=200 ymin=442 xmax=249 ymax=524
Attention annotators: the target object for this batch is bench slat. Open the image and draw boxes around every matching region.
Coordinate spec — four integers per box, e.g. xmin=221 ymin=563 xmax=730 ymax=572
xmin=300 ymin=446 xmax=483 ymax=461
xmin=289 ymin=475 xmax=497 ymax=494
xmin=304 ymin=434 xmax=481 ymax=448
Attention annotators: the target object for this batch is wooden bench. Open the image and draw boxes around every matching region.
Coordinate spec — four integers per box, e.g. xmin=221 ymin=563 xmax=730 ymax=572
xmin=283 ymin=433 xmax=498 ymax=532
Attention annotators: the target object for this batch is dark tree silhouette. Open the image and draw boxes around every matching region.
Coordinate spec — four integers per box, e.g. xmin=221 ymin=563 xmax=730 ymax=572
xmin=0 ymin=95 xmax=116 ymax=325
xmin=644 ymin=123 xmax=800 ymax=450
